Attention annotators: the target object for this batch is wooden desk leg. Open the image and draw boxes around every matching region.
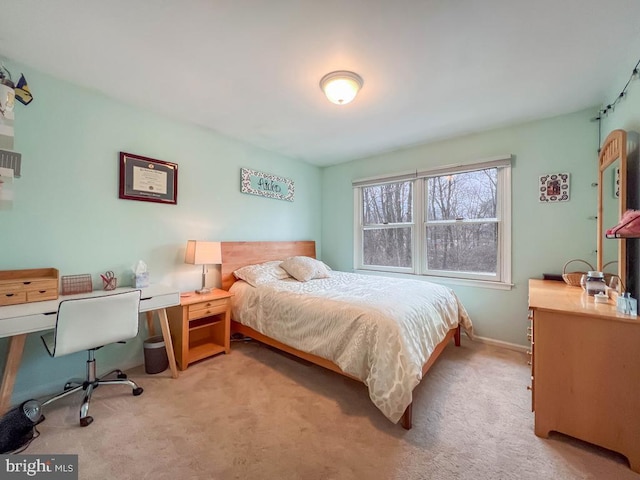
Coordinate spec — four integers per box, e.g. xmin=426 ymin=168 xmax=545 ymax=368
xmin=157 ymin=308 xmax=179 ymax=379
xmin=0 ymin=334 xmax=27 ymax=415
xmin=146 ymin=311 xmax=156 ymax=336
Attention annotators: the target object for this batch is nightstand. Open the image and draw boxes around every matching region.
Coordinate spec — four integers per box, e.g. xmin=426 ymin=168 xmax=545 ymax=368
xmin=166 ymin=289 xmax=233 ymax=370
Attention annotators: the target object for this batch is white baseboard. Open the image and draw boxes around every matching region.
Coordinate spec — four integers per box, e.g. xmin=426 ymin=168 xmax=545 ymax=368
xmin=472 ymin=335 xmax=529 ymax=353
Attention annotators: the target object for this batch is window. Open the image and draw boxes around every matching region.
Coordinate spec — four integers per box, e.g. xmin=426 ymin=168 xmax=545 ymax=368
xmin=354 ymin=157 xmax=511 ymax=285
xmin=362 ymin=182 xmax=413 ymax=269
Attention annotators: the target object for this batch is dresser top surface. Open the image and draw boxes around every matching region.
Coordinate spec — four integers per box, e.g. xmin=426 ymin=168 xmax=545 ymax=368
xmin=529 ymin=279 xmax=638 ymax=323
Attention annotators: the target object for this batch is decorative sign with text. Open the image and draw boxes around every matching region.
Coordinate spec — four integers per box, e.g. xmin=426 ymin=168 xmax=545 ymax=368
xmin=241 ymin=167 xmax=294 ymax=202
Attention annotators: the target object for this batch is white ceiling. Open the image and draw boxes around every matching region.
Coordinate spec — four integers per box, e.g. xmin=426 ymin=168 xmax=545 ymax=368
xmin=0 ymin=1 xmax=639 ymax=167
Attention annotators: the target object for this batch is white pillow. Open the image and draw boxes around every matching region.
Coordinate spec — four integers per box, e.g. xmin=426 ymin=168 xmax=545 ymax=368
xmin=280 ymin=256 xmax=330 ymax=282
xmin=233 ymin=261 xmax=290 ymax=287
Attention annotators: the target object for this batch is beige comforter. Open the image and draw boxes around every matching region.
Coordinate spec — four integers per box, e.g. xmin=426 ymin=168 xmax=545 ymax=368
xmin=230 ymin=271 xmax=472 ymax=423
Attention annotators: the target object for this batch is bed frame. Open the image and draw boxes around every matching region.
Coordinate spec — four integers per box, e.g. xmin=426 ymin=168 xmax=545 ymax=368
xmin=220 ymin=240 xmax=461 ymax=429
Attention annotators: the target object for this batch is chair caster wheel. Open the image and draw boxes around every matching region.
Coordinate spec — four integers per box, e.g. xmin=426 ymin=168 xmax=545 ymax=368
xmin=133 ymin=387 xmax=143 ymax=396
xmin=117 ymin=373 xmax=127 ymax=379
xmin=80 ymin=416 xmax=93 ymax=427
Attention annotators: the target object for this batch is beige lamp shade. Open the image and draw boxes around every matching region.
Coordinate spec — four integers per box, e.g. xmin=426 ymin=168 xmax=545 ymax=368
xmin=185 ymin=241 xmax=222 ymax=294
xmin=184 ymin=241 xmax=222 ymax=265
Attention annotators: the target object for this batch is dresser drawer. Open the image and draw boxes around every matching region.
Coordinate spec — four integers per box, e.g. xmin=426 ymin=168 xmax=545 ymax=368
xmin=188 ymin=299 xmax=228 ymax=320
xmin=527 ymin=309 xmax=535 ymax=412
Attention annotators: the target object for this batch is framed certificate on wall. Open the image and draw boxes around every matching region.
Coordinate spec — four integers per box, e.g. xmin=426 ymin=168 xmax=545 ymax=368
xmin=119 ymin=152 xmax=178 ymax=205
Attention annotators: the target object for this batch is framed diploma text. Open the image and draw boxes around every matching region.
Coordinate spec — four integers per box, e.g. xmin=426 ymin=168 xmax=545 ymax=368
xmin=119 ymin=152 xmax=178 ymax=205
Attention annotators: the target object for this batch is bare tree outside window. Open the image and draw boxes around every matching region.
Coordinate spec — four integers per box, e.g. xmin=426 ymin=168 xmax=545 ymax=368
xmin=355 ymin=159 xmax=510 ymax=283
xmin=426 ymin=169 xmax=498 ymax=274
xmin=362 ymin=182 xmax=413 ymax=267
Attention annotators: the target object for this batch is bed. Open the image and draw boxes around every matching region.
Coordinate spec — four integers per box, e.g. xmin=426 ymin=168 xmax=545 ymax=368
xmin=220 ymin=241 xmax=473 ymax=429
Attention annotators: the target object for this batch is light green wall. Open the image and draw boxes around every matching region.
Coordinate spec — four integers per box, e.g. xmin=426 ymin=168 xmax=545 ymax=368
xmin=0 ymin=59 xmax=322 ymax=403
xmin=321 ymin=109 xmax=599 ymax=346
xmin=601 ymin=74 xmax=640 ymax=139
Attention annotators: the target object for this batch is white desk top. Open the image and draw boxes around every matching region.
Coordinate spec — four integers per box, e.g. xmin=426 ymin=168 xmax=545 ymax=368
xmin=0 ymin=285 xmax=180 ymax=339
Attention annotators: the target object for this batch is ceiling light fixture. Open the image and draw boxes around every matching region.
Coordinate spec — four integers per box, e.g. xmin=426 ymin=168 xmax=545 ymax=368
xmin=319 ymin=70 xmax=363 ymax=105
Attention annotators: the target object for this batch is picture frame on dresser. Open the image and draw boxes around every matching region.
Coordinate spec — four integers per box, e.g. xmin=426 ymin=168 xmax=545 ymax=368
xmin=119 ymin=152 xmax=178 ymax=205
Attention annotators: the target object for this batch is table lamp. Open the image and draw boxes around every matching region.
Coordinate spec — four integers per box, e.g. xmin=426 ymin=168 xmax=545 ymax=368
xmin=184 ymin=240 xmax=222 ymax=294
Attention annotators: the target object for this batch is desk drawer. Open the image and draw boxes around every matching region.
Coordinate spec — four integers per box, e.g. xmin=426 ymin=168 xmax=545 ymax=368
xmin=0 ymin=291 xmax=27 ymax=306
xmin=188 ymin=299 xmax=228 ymax=320
xmin=0 ymin=279 xmax=57 ymax=293
xmin=0 ymin=269 xmax=59 ymax=306
xmin=25 ymin=279 xmax=58 ymax=291
xmin=0 ymin=283 xmax=23 ymax=294
xmin=27 ymin=289 xmax=58 ymax=302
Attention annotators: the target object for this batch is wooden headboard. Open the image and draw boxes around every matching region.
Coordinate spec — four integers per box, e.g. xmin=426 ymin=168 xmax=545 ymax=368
xmin=220 ymin=241 xmax=316 ymax=291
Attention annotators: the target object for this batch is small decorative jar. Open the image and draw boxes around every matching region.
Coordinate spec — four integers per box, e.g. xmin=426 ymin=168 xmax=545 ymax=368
xmin=585 ymin=271 xmax=606 ymax=296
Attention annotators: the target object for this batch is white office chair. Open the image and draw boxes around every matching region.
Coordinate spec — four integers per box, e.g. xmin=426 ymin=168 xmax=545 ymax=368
xmin=41 ymin=290 xmax=143 ymax=427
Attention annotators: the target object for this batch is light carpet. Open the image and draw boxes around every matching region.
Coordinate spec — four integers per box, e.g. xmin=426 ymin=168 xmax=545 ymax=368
xmin=25 ymin=339 xmax=638 ymax=480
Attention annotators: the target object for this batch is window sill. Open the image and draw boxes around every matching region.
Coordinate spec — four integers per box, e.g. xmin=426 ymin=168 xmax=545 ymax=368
xmin=353 ymin=269 xmax=513 ymax=291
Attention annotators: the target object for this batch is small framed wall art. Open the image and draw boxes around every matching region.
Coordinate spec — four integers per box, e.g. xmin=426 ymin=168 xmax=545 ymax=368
xmin=119 ymin=152 xmax=178 ymax=205
xmin=538 ymin=172 xmax=570 ymax=203
xmin=241 ymin=167 xmax=294 ymax=202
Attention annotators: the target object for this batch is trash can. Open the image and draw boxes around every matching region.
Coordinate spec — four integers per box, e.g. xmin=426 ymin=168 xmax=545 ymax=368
xmin=143 ymin=336 xmax=169 ymax=374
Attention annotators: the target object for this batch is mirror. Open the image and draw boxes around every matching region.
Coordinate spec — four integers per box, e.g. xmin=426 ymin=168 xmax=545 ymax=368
xmin=600 ymin=158 xmax=620 ymax=272
xmin=597 ymin=129 xmax=627 ymax=289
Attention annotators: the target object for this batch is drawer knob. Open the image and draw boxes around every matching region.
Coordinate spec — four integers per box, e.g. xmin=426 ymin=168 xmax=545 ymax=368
xmin=527 ymin=385 xmax=532 ymax=391
xmin=526 ymin=350 xmax=532 ymax=356
xmin=527 ymin=361 xmax=532 ymax=366
xmin=527 ymin=333 xmax=532 ymax=341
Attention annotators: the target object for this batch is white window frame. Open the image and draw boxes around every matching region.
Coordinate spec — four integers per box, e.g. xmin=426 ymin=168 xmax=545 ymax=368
xmin=353 ymin=156 xmax=512 ymax=288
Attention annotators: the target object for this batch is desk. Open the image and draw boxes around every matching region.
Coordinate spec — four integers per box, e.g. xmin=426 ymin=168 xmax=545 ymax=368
xmin=0 ymin=285 xmax=180 ymax=415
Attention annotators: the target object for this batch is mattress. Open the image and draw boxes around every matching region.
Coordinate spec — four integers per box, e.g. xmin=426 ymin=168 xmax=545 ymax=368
xmin=229 ymin=271 xmax=473 ymax=423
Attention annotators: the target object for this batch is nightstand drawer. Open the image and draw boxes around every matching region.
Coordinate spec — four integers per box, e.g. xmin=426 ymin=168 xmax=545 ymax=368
xmin=188 ymin=299 xmax=228 ymax=320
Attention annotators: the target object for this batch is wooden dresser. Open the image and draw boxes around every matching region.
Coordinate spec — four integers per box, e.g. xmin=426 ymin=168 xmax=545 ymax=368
xmin=528 ymin=279 xmax=640 ymax=473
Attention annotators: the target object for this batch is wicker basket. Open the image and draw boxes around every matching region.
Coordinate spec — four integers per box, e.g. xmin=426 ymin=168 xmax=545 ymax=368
xmin=562 ymin=259 xmax=594 ymax=287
